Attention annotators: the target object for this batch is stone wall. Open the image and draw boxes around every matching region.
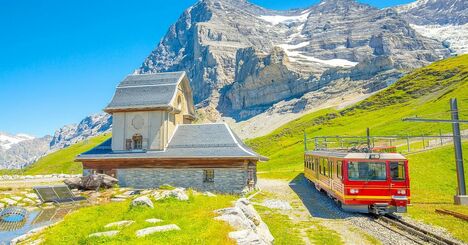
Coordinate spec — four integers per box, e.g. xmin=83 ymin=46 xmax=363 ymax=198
xmin=117 ymin=168 xmax=249 ymax=193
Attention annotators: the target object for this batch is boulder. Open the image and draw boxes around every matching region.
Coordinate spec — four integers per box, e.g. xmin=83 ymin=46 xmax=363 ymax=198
xmin=64 ymin=174 xmax=118 ymax=190
xmin=136 ymin=224 xmax=180 ymax=237
xmin=63 ymin=177 xmax=82 ymax=189
xmin=132 ymin=196 xmax=154 ymax=209
xmin=88 ymin=230 xmax=119 ymax=238
xmin=153 ymin=188 xmax=189 ymax=201
xmin=235 ymin=198 xmax=262 ymax=226
xmin=104 ymin=220 xmax=135 ymax=228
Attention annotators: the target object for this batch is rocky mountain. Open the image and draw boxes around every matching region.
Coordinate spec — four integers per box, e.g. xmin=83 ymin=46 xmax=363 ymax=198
xmin=0 ymin=133 xmax=51 ymax=169
xmin=137 ymin=0 xmax=450 ymax=126
xmin=0 ymin=133 xmax=35 ymax=151
xmin=49 ymin=113 xmax=112 ymax=150
xmin=394 ymin=0 xmax=467 ymax=25
xmin=0 ymin=113 xmax=112 ymax=169
xmin=394 ymin=0 xmax=468 ymax=54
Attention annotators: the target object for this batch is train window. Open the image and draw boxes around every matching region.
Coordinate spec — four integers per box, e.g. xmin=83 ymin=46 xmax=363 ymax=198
xmin=323 ymin=158 xmax=329 ymax=176
xmin=390 ymin=162 xmax=406 ymax=181
xmin=337 ymin=160 xmax=343 ymax=179
xmin=329 ymin=160 xmax=333 ymax=177
xmin=348 ymin=162 xmax=387 ymax=181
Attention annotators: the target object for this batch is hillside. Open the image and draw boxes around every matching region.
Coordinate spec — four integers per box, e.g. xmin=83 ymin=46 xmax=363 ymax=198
xmin=11 ymin=134 xmax=111 ymax=175
xmin=247 ymin=54 xmax=468 ymax=179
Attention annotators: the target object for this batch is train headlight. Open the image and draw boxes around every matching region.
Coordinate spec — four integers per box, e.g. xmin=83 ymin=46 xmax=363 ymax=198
xmin=350 ymin=189 xmax=359 ymax=194
xmin=397 ymin=189 xmax=406 ymax=195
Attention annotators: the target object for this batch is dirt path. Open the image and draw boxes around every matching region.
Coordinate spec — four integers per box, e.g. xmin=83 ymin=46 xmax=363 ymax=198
xmin=257 ymin=177 xmax=419 ymax=245
xmin=257 ymin=178 xmax=375 ymax=245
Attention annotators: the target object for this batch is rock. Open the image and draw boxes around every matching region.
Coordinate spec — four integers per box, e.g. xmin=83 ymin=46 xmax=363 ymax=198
xmin=64 ymin=177 xmax=82 ymax=190
xmin=135 ymin=224 xmax=181 ymax=237
xmin=262 ymin=200 xmax=292 ymax=210
xmin=131 ymin=196 xmax=154 ymax=209
xmin=203 ymin=192 xmax=217 ymax=197
xmin=25 ymin=193 xmax=39 ymax=199
xmin=153 ymin=188 xmax=189 ymax=201
xmin=2 ymin=198 xmax=17 ymax=205
xmin=235 ymin=198 xmax=262 ymax=226
xmin=110 ymin=198 xmax=126 ymax=202
xmin=104 ymin=220 xmax=135 ymax=228
xmin=88 ymin=230 xmax=119 ymax=238
xmin=10 ymin=196 xmax=22 ymax=201
xmin=22 ymin=198 xmax=36 ymax=204
xmin=146 ymin=218 xmax=163 ymax=223
xmin=215 ymin=198 xmax=274 ymax=245
xmin=66 ymin=174 xmax=118 ymax=190
xmin=229 ymin=229 xmax=264 ymax=245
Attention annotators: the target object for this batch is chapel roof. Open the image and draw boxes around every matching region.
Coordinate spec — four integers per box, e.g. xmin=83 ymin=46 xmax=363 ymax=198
xmin=77 ymin=123 xmax=267 ymax=161
xmin=104 ymin=71 xmax=187 ymax=113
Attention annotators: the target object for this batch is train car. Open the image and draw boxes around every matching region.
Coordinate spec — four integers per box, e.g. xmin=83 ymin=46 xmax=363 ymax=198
xmin=304 ymin=150 xmax=410 ymax=215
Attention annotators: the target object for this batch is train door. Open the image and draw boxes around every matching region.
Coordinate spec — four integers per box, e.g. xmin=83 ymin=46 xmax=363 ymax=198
xmin=389 ymin=160 xmax=409 ymax=210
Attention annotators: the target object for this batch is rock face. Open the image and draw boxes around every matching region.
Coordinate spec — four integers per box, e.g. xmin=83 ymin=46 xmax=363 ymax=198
xmin=0 ymin=135 xmax=51 ymax=169
xmin=64 ymin=174 xmax=118 ymax=190
xmin=50 ymin=113 xmax=112 ymax=150
xmin=137 ymin=0 xmax=450 ymax=121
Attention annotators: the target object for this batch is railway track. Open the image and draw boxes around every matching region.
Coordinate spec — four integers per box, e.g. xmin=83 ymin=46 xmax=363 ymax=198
xmin=373 ymin=214 xmax=463 ymax=245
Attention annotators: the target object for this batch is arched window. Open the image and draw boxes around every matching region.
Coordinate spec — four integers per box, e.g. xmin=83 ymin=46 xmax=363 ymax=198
xmin=177 ymin=95 xmax=183 ymax=111
xmin=133 ymin=134 xmax=143 ymax=150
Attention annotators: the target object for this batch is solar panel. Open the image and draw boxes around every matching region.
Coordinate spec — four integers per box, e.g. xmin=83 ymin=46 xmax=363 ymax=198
xmin=53 ymin=186 xmax=75 ymax=200
xmin=33 ymin=185 xmax=86 ymax=204
xmin=34 ymin=186 xmax=59 ymax=202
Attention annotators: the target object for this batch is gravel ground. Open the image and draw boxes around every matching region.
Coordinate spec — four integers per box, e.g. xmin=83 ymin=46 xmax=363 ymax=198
xmin=257 ymin=177 xmax=457 ymax=245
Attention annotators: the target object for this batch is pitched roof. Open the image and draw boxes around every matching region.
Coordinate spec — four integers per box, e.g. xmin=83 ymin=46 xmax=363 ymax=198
xmin=104 ymin=72 xmax=186 ymax=113
xmin=77 ymin=123 xmax=267 ymax=161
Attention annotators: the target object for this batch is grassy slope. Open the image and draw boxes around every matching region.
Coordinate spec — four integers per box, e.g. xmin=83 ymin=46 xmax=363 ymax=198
xmin=36 ymin=193 xmax=236 ymax=244
xmin=19 ymin=134 xmax=111 ymax=175
xmin=248 ymin=55 xmax=468 ymax=179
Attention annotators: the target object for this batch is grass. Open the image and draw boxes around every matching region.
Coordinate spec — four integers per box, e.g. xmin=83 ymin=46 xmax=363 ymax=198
xmin=305 ymin=225 xmax=343 ymax=245
xmin=3 ymin=134 xmax=111 ymax=175
xmin=35 ymin=193 xmax=236 ymax=244
xmin=248 ymin=55 xmax=468 ymax=179
xmin=405 ymin=142 xmax=468 ymax=242
xmin=254 ymin=205 xmax=304 ymax=244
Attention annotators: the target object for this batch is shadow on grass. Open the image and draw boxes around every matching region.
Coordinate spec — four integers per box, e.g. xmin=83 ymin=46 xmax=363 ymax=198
xmin=288 ymin=173 xmax=355 ymax=219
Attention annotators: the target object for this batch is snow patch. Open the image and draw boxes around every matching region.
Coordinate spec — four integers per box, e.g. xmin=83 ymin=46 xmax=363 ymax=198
xmin=277 ymin=42 xmax=358 ymax=67
xmin=259 ymin=11 xmax=310 ymax=25
xmin=411 ymin=23 xmax=468 ymax=54
xmin=0 ymin=133 xmax=35 ymax=150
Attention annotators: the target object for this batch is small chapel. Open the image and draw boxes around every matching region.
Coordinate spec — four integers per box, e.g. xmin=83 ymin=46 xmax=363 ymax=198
xmin=76 ymin=71 xmax=265 ymax=193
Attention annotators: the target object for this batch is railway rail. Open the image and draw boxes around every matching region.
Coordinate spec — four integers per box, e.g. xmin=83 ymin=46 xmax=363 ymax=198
xmin=374 ymin=214 xmax=463 ymax=245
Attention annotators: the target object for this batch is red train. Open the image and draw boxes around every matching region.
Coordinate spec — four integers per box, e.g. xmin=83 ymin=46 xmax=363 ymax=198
xmin=304 ymin=150 xmax=410 ymax=215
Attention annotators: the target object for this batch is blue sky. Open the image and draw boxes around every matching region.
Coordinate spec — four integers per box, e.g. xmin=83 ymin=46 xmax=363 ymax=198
xmin=0 ymin=0 xmax=414 ymax=137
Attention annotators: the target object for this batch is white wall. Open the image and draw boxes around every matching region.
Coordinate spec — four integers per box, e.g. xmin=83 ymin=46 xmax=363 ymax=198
xmin=111 ymin=111 xmax=164 ymax=151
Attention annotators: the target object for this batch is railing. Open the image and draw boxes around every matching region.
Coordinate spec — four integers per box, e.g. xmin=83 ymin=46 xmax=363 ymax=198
xmin=305 ymin=132 xmax=468 ymax=155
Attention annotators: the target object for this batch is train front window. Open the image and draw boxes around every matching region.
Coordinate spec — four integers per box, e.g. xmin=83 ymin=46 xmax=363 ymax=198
xmin=348 ymin=162 xmax=387 ymax=181
xmin=390 ymin=162 xmax=406 ymax=181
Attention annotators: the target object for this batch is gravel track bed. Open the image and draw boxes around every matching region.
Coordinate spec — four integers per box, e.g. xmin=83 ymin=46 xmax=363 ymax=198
xmin=259 ymin=177 xmax=462 ymax=245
